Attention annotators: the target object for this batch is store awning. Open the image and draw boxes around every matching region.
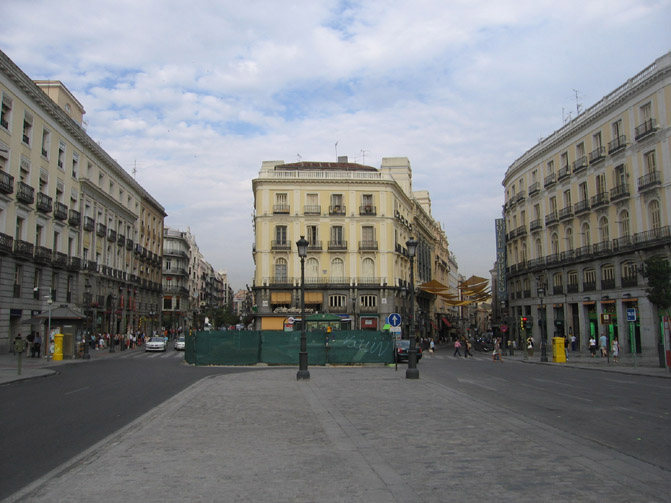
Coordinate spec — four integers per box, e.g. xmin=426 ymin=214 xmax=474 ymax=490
xmin=305 ymin=292 xmax=323 ymax=303
xmin=270 ymin=292 xmax=292 ymax=304
xmin=441 ymin=317 xmax=451 ymax=327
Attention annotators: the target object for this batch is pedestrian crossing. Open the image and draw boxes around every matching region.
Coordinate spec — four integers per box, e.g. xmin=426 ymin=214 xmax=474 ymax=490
xmin=91 ymin=349 xmax=186 ymax=360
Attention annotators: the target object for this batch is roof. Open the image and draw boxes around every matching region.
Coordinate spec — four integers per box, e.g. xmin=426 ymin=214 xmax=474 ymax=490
xmin=22 ymin=305 xmax=87 ymax=324
xmin=278 ymin=161 xmax=377 ymax=172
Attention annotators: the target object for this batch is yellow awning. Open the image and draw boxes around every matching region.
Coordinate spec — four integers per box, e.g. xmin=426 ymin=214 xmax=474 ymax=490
xmin=261 ymin=317 xmax=285 ymax=330
xmin=270 ymin=292 xmax=292 ymax=304
xmin=305 ymin=292 xmax=323 ymax=303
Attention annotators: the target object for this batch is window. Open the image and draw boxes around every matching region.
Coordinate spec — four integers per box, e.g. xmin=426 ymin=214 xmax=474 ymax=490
xmin=551 ymin=233 xmax=559 ymax=255
xmin=275 ymin=225 xmax=287 ymax=244
xmin=581 ymin=223 xmax=591 ymax=247
xmin=306 ymin=225 xmax=318 ymax=245
xmin=612 ymin=119 xmax=622 ymax=138
xmin=535 ymin=238 xmax=542 ymax=258
xmin=649 ymin=200 xmax=661 ymax=230
xmin=331 ymin=194 xmax=343 ymax=208
xmin=614 ymin=164 xmax=626 ymax=187
xmin=16 ymin=216 xmax=25 ymax=240
xmin=274 ymin=258 xmax=287 ymax=281
xmin=362 ymin=225 xmax=375 ymax=243
xmin=553 ymin=272 xmax=563 ymax=287
xmin=619 ymin=210 xmax=630 ymax=237
xmin=560 ymin=152 xmax=569 ymax=169
xmin=549 ymin=196 xmax=557 ymax=213
xmin=72 ymin=152 xmax=79 ymax=178
xmin=0 ymin=143 xmax=8 ymax=171
xmin=331 ymin=226 xmax=344 ymax=244
xmin=33 ymin=269 xmax=41 ymax=299
xmin=579 ymin=182 xmax=588 ymax=201
xmin=22 ymin=112 xmax=33 ymax=145
xmin=58 ymin=142 xmax=66 ymax=169
xmin=621 ymin=261 xmax=637 ymax=281
xmin=362 ymin=194 xmax=373 ymax=207
xmin=275 ymin=193 xmax=287 ymax=205
xmin=596 ymin=173 xmax=606 ymax=195
xmin=565 ymin=228 xmax=573 ymax=250
xmin=20 ymin=156 xmax=30 ymax=181
xmin=36 ymin=224 xmax=44 ymax=246
xmin=41 ymin=128 xmax=50 ymax=158
xmin=563 ymin=189 xmax=572 ymax=207
xmin=640 ymin=102 xmax=652 ymax=121
xmin=644 ymin=150 xmax=657 ymax=173
xmin=14 ymin=264 xmax=22 ymax=298
xmin=602 ymin=264 xmax=614 ymax=282
xmin=306 ymin=257 xmax=319 ymax=279
xmin=547 ymin=160 xmax=554 ymax=174
xmin=331 ymin=258 xmax=345 ymax=279
xmin=362 ymin=257 xmax=375 ymax=279
xmin=583 ymin=269 xmax=596 ymax=285
xmin=329 ymin=295 xmax=347 ymax=308
xmin=567 ymin=271 xmax=578 ymax=287
xmin=1 ymin=94 xmax=12 ymax=130
xmin=360 ymin=295 xmax=377 ymax=308
xmin=576 ymin=142 xmax=585 ymax=159
xmin=599 ymin=217 xmax=609 ymax=242
xmin=593 ymin=131 xmax=602 ymax=149
xmin=533 ymin=204 xmax=540 ymax=220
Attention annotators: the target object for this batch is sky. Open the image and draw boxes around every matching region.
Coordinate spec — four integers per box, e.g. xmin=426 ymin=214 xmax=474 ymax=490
xmin=1 ymin=0 xmax=670 ymax=291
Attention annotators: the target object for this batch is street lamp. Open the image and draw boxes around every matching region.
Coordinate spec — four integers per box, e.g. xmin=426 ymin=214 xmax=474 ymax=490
xmin=83 ymin=281 xmax=91 ymax=360
xmin=45 ymin=295 xmax=53 ymax=359
xmin=109 ymin=294 xmax=116 ymax=353
xmin=537 ymin=282 xmax=548 ymax=362
xmin=406 ymin=237 xmax=419 ymax=379
xmin=296 ymin=235 xmax=310 ymax=380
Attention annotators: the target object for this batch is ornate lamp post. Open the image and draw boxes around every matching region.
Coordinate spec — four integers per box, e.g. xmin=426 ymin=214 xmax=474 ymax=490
xmin=537 ymin=281 xmax=548 ymax=362
xmin=406 ymin=237 xmax=419 ymax=379
xmin=83 ymin=280 xmax=91 ymax=359
xmin=296 ymin=235 xmax=310 ymax=380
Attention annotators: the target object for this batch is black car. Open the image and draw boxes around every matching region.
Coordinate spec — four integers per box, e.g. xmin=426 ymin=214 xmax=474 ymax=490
xmin=394 ymin=339 xmax=423 ymax=363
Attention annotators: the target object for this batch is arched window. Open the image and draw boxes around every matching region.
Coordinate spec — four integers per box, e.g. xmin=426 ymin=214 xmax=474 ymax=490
xmin=535 ymin=238 xmax=542 ymax=258
xmin=331 ymin=258 xmax=344 ymax=280
xmin=601 ymin=264 xmax=615 ymax=288
xmin=274 ymin=258 xmax=287 ymax=281
xmin=521 ymin=242 xmax=528 ymax=263
xmin=551 ymin=233 xmax=559 ymax=255
xmin=565 ymin=227 xmax=574 ymax=250
xmin=649 ymin=200 xmax=661 ymax=230
xmin=306 ymin=258 xmax=319 ymax=281
xmin=618 ymin=210 xmax=629 ymax=238
xmin=581 ymin=222 xmax=591 ymax=247
xmin=599 ymin=216 xmax=609 ymax=243
xmin=362 ymin=257 xmax=375 ymax=279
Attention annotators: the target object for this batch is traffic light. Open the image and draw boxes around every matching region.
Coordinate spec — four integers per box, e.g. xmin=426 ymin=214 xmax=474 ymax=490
xmin=525 ymin=316 xmax=533 ymax=330
xmin=520 ymin=316 xmax=528 ymax=330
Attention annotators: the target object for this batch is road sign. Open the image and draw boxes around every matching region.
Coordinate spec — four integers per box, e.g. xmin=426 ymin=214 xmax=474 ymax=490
xmin=387 ymin=313 xmax=402 ymax=327
xmin=626 ymin=308 xmax=637 ymax=322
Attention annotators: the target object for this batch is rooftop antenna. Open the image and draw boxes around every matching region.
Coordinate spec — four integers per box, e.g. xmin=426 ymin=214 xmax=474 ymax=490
xmin=360 ymin=149 xmax=368 ymax=165
xmin=297 ymin=153 xmax=302 ymax=162
xmin=573 ymin=89 xmax=583 ymax=116
xmin=562 ymin=107 xmax=572 ymax=125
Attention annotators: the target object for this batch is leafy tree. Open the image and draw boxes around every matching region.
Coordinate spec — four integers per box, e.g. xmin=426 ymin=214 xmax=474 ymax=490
xmin=643 ymin=256 xmax=671 ymax=366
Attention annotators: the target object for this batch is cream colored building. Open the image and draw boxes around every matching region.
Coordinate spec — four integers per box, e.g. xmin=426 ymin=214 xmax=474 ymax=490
xmin=502 ymin=52 xmax=671 ymax=357
xmin=251 ymin=156 xmax=452 ymax=336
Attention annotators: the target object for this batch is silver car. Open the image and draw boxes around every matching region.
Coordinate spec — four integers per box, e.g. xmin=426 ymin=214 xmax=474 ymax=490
xmin=174 ymin=335 xmax=185 ymax=351
xmin=145 ymin=336 xmax=166 ymax=352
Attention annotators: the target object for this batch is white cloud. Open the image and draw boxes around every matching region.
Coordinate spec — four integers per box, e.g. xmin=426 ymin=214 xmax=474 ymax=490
xmin=1 ymin=0 xmax=670 ymax=288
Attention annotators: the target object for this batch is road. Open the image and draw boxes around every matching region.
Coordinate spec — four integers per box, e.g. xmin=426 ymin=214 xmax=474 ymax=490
xmin=419 ymin=347 xmax=671 ymax=472
xmin=0 ymin=350 xmax=256 ymax=500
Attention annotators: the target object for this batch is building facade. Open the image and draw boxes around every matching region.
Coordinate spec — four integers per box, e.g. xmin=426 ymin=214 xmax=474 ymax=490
xmin=251 ymin=156 xmax=452 ymax=336
xmin=0 ymin=49 xmax=165 ymax=354
xmin=502 ymin=52 xmax=671 ymax=358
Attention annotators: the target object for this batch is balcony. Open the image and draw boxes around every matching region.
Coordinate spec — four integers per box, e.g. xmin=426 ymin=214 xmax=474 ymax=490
xmin=557 ymin=166 xmax=571 ymax=181
xmin=117 ymin=233 xmax=125 ymax=247
xmin=54 ymin=201 xmax=68 ymax=220
xmin=515 ymin=225 xmax=527 ymax=237
xmin=592 ymin=241 xmax=611 ymax=255
xmin=52 ymin=251 xmax=68 ymax=268
xmin=613 ymin=235 xmax=633 ymax=251
xmin=515 ymin=191 xmax=526 ymax=203
xmin=590 ymin=192 xmax=609 ymax=209
xmin=638 ymin=171 xmax=661 ymax=191
xmin=359 ymin=205 xmax=377 ymax=216
xmin=608 ymin=135 xmax=626 ymax=154
xmin=583 ymin=281 xmax=596 ymax=292
xmin=543 ymin=173 xmax=556 ymax=188
xmin=634 ymin=118 xmax=656 ymax=141
xmin=83 ymin=215 xmax=95 ymax=231
xmin=273 ymin=204 xmax=290 ymax=214
xmin=588 ymin=146 xmax=606 ymax=164
xmin=16 ymin=181 xmax=35 ymax=204
xmin=34 ymin=245 xmax=52 ymax=264
xmin=633 ymin=226 xmax=670 ymax=245
xmin=307 ymin=240 xmax=322 ymax=251
xmin=558 ymin=207 xmax=573 ymax=221
xmin=13 ymin=239 xmax=34 ymax=259
xmin=328 ymin=240 xmax=348 ymax=250
xmin=601 ymin=279 xmax=616 ymax=290
xmin=553 ymin=285 xmax=564 ymax=295
xmin=567 ymin=284 xmax=579 ymax=293
xmin=303 ymin=205 xmax=321 ymax=215
xmin=545 ymin=211 xmax=559 ymax=226
xmin=358 ymin=240 xmax=378 ymax=250
xmin=0 ymin=232 xmax=13 ymax=254
xmin=329 ymin=205 xmax=346 ymax=216
xmin=574 ymin=200 xmax=590 ymax=215
xmin=621 ymin=276 xmax=638 ymax=287
xmin=107 ymin=229 xmax=117 ymax=242
xmin=36 ymin=192 xmax=53 ymax=213
xmin=528 ymin=182 xmax=540 ymax=197
xmin=574 ymin=245 xmax=592 ymax=259
xmin=0 ymin=170 xmax=14 ymax=194
xmin=83 ymin=260 xmax=98 ymax=272
xmin=68 ymin=256 xmax=81 ymax=271
xmin=529 ymin=219 xmax=542 ymax=232
xmin=271 ymin=240 xmax=291 ymax=251
xmin=560 ymin=250 xmax=575 ymax=262
xmin=96 ymin=223 xmax=107 ymax=237
xmin=610 ymin=184 xmax=630 ymax=202
xmin=572 ymin=157 xmax=587 ymax=174
xmin=126 ymin=238 xmax=134 ymax=251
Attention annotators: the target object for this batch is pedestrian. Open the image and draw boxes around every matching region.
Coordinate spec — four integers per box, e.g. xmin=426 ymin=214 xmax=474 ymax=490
xmin=453 ymin=339 xmax=462 ymax=357
xmin=599 ymin=333 xmax=608 ymax=357
xmin=570 ymin=333 xmax=577 ymax=352
xmin=493 ymin=337 xmax=503 ymax=362
xmin=26 ymin=332 xmax=35 ymax=356
xmin=464 ymin=338 xmax=473 ymax=358
xmin=527 ymin=336 xmax=535 ymax=357
xmin=589 ymin=336 xmax=597 ymax=357
xmin=611 ymin=336 xmax=620 ymax=363
xmin=563 ymin=336 xmax=569 ymax=361
xmin=31 ymin=333 xmax=42 ymax=358
xmin=429 ymin=339 xmax=435 ymax=353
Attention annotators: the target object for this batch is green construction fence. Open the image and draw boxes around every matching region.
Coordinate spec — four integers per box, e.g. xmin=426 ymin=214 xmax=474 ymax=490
xmin=185 ymin=330 xmax=395 ymax=366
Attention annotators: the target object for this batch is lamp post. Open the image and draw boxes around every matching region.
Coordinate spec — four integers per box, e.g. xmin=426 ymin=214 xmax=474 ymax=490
xmin=46 ymin=295 xmax=53 ymax=359
xmin=109 ymin=295 xmax=116 ymax=353
xmin=406 ymin=237 xmax=419 ymax=379
xmin=83 ymin=281 xmax=91 ymax=360
xmin=296 ymin=235 xmax=310 ymax=380
xmin=537 ymin=283 xmax=548 ymax=362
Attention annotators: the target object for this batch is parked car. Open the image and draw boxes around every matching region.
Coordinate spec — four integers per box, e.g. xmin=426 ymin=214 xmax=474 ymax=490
xmin=394 ymin=339 xmax=423 ymax=363
xmin=174 ymin=335 xmax=185 ymax=351
xmin=145 ymin=336 xmax=167 ymax=352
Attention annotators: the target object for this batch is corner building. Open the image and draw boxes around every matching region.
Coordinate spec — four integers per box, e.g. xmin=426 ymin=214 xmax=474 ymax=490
xmin=251 ymin=157 xmax=451 ymax=335
xmin=502 ymin=52 xmax=671 ymax=358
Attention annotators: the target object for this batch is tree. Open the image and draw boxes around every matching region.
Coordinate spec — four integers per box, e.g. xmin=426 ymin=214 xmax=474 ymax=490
xmin=643 ymin=256 xmax=671 ymax=369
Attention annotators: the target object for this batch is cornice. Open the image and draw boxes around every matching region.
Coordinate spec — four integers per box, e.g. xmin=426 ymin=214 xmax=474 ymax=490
xmin=80 ymin=178 xmax=138 ymax=222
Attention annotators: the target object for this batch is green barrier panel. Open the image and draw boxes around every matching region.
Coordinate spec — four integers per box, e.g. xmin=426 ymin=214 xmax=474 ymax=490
xmin=187 ymin=330 xmax=394 ymax=366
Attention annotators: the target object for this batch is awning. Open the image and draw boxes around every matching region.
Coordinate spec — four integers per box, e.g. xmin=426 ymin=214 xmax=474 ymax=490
xmin=305 ymin=292 xmax=323 ymax=303
xmin=261 ymin=317 xmax=285 ymax=330
xmin=600 ymin=299 xmax=615 ymax=304
xmin=622 ymin=298 xmax=638 ymax=303
xmin=270 ymin=292 xmax=292 ymax=304
xmin=441 ymin=317 xmax=451 ymax=327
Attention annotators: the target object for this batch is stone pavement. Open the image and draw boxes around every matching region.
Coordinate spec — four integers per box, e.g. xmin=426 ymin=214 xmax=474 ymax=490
xmin=2 ymin=348 xmax=670 ymax=503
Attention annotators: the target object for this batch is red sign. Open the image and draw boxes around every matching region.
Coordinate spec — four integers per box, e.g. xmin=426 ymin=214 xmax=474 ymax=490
xmin=500 ymin=324 xmax=508 ymax=333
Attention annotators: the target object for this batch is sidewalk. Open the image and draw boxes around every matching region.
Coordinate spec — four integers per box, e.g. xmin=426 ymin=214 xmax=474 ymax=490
xmin=4 ymin=365 xmax=670 ymax=503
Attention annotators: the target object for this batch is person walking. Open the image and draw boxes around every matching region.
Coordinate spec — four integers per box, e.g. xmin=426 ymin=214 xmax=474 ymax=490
xmin=589 ymin=336 xmax=597 ymax=357
xmin=31 ymin=333 xmax=42 ymax=358
xmin=563 ymin=336 xmax=569 ymax=361
xmin=599 ymin=333 xmax=608 ymax=357
xmin=611 ymin=336 xmax=620 ymax=363
xmin=453 ymin=339 xmax=462 ymax=357
xmin=527 ymin=336 xmax=535 ymax=357
xmin=429 ymin=339 xmax=435 ymax=353
xmin=464 ymin=338 xmax=473 ymax=358
xmin=570 ymin=334 xmax=577 ymax=352
xmin=492 ymin=337 xmax=503 ymax=362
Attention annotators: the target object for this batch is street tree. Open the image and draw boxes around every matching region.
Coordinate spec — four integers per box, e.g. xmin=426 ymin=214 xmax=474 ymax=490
xmin=643 ymin=256 xmax=671 ymax=369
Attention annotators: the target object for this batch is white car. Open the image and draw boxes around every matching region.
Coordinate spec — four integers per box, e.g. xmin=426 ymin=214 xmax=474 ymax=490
xmin=174 ymin=336 xmax=185 ymax=351
xmin=145 ymin=336 xmax=167 ymax=352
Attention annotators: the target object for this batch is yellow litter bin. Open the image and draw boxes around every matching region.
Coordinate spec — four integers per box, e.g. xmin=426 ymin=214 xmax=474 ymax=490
xmin=53 ymin=333 xmax=64 ymax=361
xmin=552 ymin=337 xmax=566 ymax=363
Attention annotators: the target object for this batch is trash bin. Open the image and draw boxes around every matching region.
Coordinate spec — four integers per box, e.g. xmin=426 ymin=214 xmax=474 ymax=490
xmin=552 ymin=337 xmax=566 ymax=363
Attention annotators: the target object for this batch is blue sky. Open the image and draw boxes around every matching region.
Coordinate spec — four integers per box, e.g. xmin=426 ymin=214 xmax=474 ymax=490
xmin=2 ymin=0 xmax=670 ymax=290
